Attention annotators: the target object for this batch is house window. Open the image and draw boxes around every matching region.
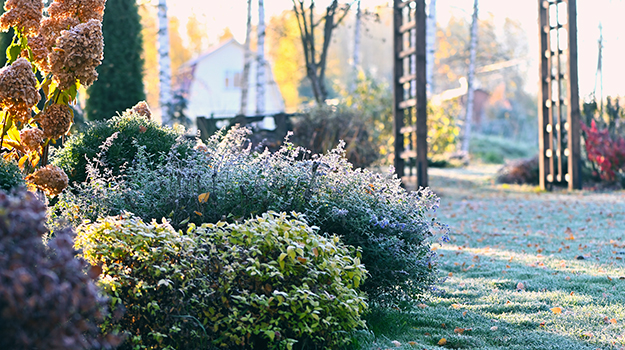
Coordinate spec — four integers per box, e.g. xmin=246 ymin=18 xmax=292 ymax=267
xmin=225 ymin=70 xmax=242 ymax=89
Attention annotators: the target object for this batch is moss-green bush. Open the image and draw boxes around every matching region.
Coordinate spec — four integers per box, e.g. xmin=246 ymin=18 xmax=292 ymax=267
xmin=75 ymin=211 xmax=367 ymax=350
xmin=52 ymin=110 xmax=191 ymax=184
xmin=0 ymin=158 xmax=24 ymax=191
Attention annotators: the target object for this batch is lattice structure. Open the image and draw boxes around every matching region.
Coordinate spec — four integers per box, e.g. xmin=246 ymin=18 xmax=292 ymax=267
xmin=393 ymin=0 xmax=427 ymax=187
xmin=538 ymin=0 xmax=581 ymax=190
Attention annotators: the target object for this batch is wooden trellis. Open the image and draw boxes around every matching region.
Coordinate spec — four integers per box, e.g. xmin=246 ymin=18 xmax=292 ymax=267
xmin=538 ymin=0 xmax=581 ymax=190
xmin=393 ymin=0 xmax=427 ymax=188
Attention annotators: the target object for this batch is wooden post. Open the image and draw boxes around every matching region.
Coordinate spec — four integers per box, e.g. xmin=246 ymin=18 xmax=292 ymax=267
xmin=538 ymin=0 xmax=550 ymax=190
xmin=566 ymin=0 xmax=581 ymax=190
xmin=393 ymin=0 xmax=427 ymax=188
xmin=393 ymin=0 xmax=405 ymax=179
xmin=415 ymin=0 xmax=428 ymax=187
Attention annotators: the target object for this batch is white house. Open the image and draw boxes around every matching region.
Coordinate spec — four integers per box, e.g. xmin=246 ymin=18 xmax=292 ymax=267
xmin=176 ymin=39 xmax=285 ymax=128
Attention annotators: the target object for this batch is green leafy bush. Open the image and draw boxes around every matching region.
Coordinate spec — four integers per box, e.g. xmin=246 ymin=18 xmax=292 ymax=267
xmin=52 ymin=110 xmax=191 ymax=184
xmin=191 ymin=211 xmax=367 ymax=349
xmin=0 ymin=157 xmax=24 ymax=191
xmin=75 ymin=211 xmax=367 ymax=349
xmin=75 ymin=212 xmax=205 ymax=350
xmin=56 ymin=126 xmax=447 ymax=305
xmin=0 ymin=189 xmax=116 ymax=350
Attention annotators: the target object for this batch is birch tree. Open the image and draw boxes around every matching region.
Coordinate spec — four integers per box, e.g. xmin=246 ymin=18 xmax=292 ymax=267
xmin=240 ymin=0 xmax=252 ymax=116
xmin=292 ymin=0 xmax=352 ymax=105
xmin=158 ymin=0 xmax=172 ymax=125
xmin=425 ymin=0 xmax=436 ymax=96
xmin=256 ymin=0 xmax=266 ymax=115
xmin=350 ymin=0 xmax=361 ymax=92
xmin=461 ymin=0 xmax=478 ymax=154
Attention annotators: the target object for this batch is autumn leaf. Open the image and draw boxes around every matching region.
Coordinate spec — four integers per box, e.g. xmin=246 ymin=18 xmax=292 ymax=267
xmin=391 ymin=340 xmax=401 ymax=347
xmin=454 ymin=327 xmax=465 ymax=334
xmin=516 ymin=282 xmax=525 ymax=290
xmin=490 ymin=326 xmax=498 ymax=331
xmin=198 ymin=192 xmax=210 ymax=203
xmin=437 ymin=338 xmax=447 ymax=346
xmin=564 ymin=227 xmax=575 ymax=240
xmin=417 ymin=303 xmax=428 ymax=309
xmin=550 ymin=307 xmax=562 ymax=314
xmin=451 ymin=304 xmax=462 ymax=309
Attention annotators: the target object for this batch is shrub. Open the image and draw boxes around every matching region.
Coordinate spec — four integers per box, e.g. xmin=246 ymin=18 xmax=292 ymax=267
xmin=75 ymin=212 xmax=206 ymax=350
xmin=496 ymin=156 xmax=539 ymax=185
xmin=0 ymin=189 xmax=116 ymax=350
xmin=0 ymin=157 xmax=24 ymax=191
xmin=52 ymin=110 xmax=191 ymax=184
xmin=291 ymin=105 xmax=379 ymax=169
xmin=469 ymin=134 xmax=536 ymax=164
xmin=75 ymin=211 xmax=367 ymax=349
xmin=581 ymin=119 xmax=625 ymax=184
xmin=191 ymin=211 xmax=367 ymax=349
xmin=56 ymin=126 xmax=447 ymax=305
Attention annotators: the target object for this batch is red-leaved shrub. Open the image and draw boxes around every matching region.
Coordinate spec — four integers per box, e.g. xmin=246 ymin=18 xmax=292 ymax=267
xmin=581 ymin=120 xmax=625 ymax=183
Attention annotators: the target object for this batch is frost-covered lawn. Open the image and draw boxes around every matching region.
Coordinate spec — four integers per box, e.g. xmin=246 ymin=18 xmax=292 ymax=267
xmin=356 ymin=165 xmax=625 ymax=350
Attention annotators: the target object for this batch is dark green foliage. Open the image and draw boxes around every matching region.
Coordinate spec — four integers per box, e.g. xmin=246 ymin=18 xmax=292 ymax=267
xmin=0 ymin=189 xmax=116 ymax=350
xmin=0 ymin=157 xmax=24 ymax=191
xmin=55 ymin=127 xmax=447 ymax=305
xmin=85 ymin=0 xmax=145 ymax=121
xmin=75 ymin=212 xmax=366 ymax=349
xmin=291 ymin=105 xmax=379 ymax=169
xmin=51 ymin=111 xmax=191 ymax=184
xmin=0 ymin=0 xmax=13 ymax=68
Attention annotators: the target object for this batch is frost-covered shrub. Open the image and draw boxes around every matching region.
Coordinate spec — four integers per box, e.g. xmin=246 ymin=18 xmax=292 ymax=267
xmin=0 ymin=189 xmax=115 ymax=350
xmin=51 ymin=110 xmax=192 ymax=184
xmin=75 ymin=211 xmax=366 ymax=350
xmin=56 ymin=126 xmax=447 ymax=305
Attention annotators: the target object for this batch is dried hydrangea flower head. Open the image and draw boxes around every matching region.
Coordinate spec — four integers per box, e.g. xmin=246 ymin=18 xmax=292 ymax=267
xmin=47 ymin=0 xmax=106 ymax=23
xmin=26 ymin=164 xmax=68 ymax=196
xmin=39 ymin=103 xmax=73 ymax=139
xmin=0 ymin=0 xmax=43 ymax=37
xmin=128 ymin=101 xmax=151 ymax=119
xmin=20 ymin=127 xmax=43 ymax=152
xmin=25 ymin=34 xmax=50 ymax=73
xmin=0 ymin=58 xmax=39 ymax=124
xmin=38 ymin=16 xmax=80 ymax=52
xmin=49 ymin=19 xmax=103 ymax=90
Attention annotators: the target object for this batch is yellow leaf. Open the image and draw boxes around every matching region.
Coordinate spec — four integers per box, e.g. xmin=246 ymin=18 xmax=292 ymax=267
xmin=194 ymin=211 xmax=203 ymax=216
xmin=451 ymin=303 xmax=461 ymax=309
xmin=550 ymin=307 xmax=562 ymax=314
xmin=408 ymin=341 xmax=417 ymax=346
xmin=198 ymin=192 xmax=210 ymax=203
xmin=610 ymin=318 xmax=617 ymax=324
xmin=437 ymin=338 xmax=447 ymax=346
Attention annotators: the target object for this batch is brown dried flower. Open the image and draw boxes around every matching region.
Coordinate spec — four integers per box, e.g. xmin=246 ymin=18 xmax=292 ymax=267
xmin=47 ymin=0 xmax=106 ymax=23
xmin=26 ymin=164 xmax=68 ymax=196
xmin=49 ymin=19 xmax=103 ymax=90
xmin=0 ymin=58 xmax=39 ymax=124
xmin=128 ymin=101 xmax=151 ymax=119
xmin=39 ymin=103 xmax=73 ymax=139
xmin=25 ymin=34 xmax=50 ymax=73
xmin=39 ymin=16 xmax=81 ymax=51
xmin=0 ymin=0 xmax=43 ymax=37
xmin=20 ymin=127 xmax=43 ymax=152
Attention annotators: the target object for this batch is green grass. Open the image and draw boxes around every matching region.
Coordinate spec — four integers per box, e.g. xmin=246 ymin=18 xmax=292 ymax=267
xmin=353 ymin=165 xmax=625 ymax=350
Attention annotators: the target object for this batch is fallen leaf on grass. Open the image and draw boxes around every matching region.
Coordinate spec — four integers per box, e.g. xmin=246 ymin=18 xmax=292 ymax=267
xmin=550 ymin=307 xmax=562 ymax=314
xmin=451 ymin=304 xmax=462 ymax=309
xmin=603 ymin=317 xmax=617 ymax=324
xmin=582 ymin=332 xmax=593 ymax=338
xmin=437 ymin=338 xmax=447 ymax=346
xmin=454 ymin=327 xmax=465 ymax=334
xmin=565 ymin=276 xmax=571 ymax=281
xmin=516 ymin=282 xmax=525 ymax=290
xmin=490 ymin=326 xmax=498 ymax=331
xmin=417 ymin=303 xmax=428 ymax=309
xmin=408 ymin=341 xmax=417 ymax=346
xmin=391 ymin=340 xmax=401 ymax=347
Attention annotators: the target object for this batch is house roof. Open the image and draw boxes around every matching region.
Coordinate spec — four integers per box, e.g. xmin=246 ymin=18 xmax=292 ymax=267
xmin=179 ymin=39 xmax=244 ymax=70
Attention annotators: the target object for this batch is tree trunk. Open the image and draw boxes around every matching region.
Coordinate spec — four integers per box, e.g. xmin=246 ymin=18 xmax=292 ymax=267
xmin=462 ymin=0 xmax=478 ymax=154
xmin=256 ymin=0 xmax=266 ymax=115
xmin=158 ymin=0 xmax=172 ymax=125
xmin=350 ymin=0 xmax=361 ymax=92
xmin=240 ymin=0 xmax=252 ymax=116
xmin=425 ymin=0 xmax=436 ymax=96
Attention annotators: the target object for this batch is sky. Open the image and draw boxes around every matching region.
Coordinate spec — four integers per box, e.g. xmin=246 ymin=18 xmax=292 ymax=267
xmin=166 ymin=0 xmax=625 ymax=98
